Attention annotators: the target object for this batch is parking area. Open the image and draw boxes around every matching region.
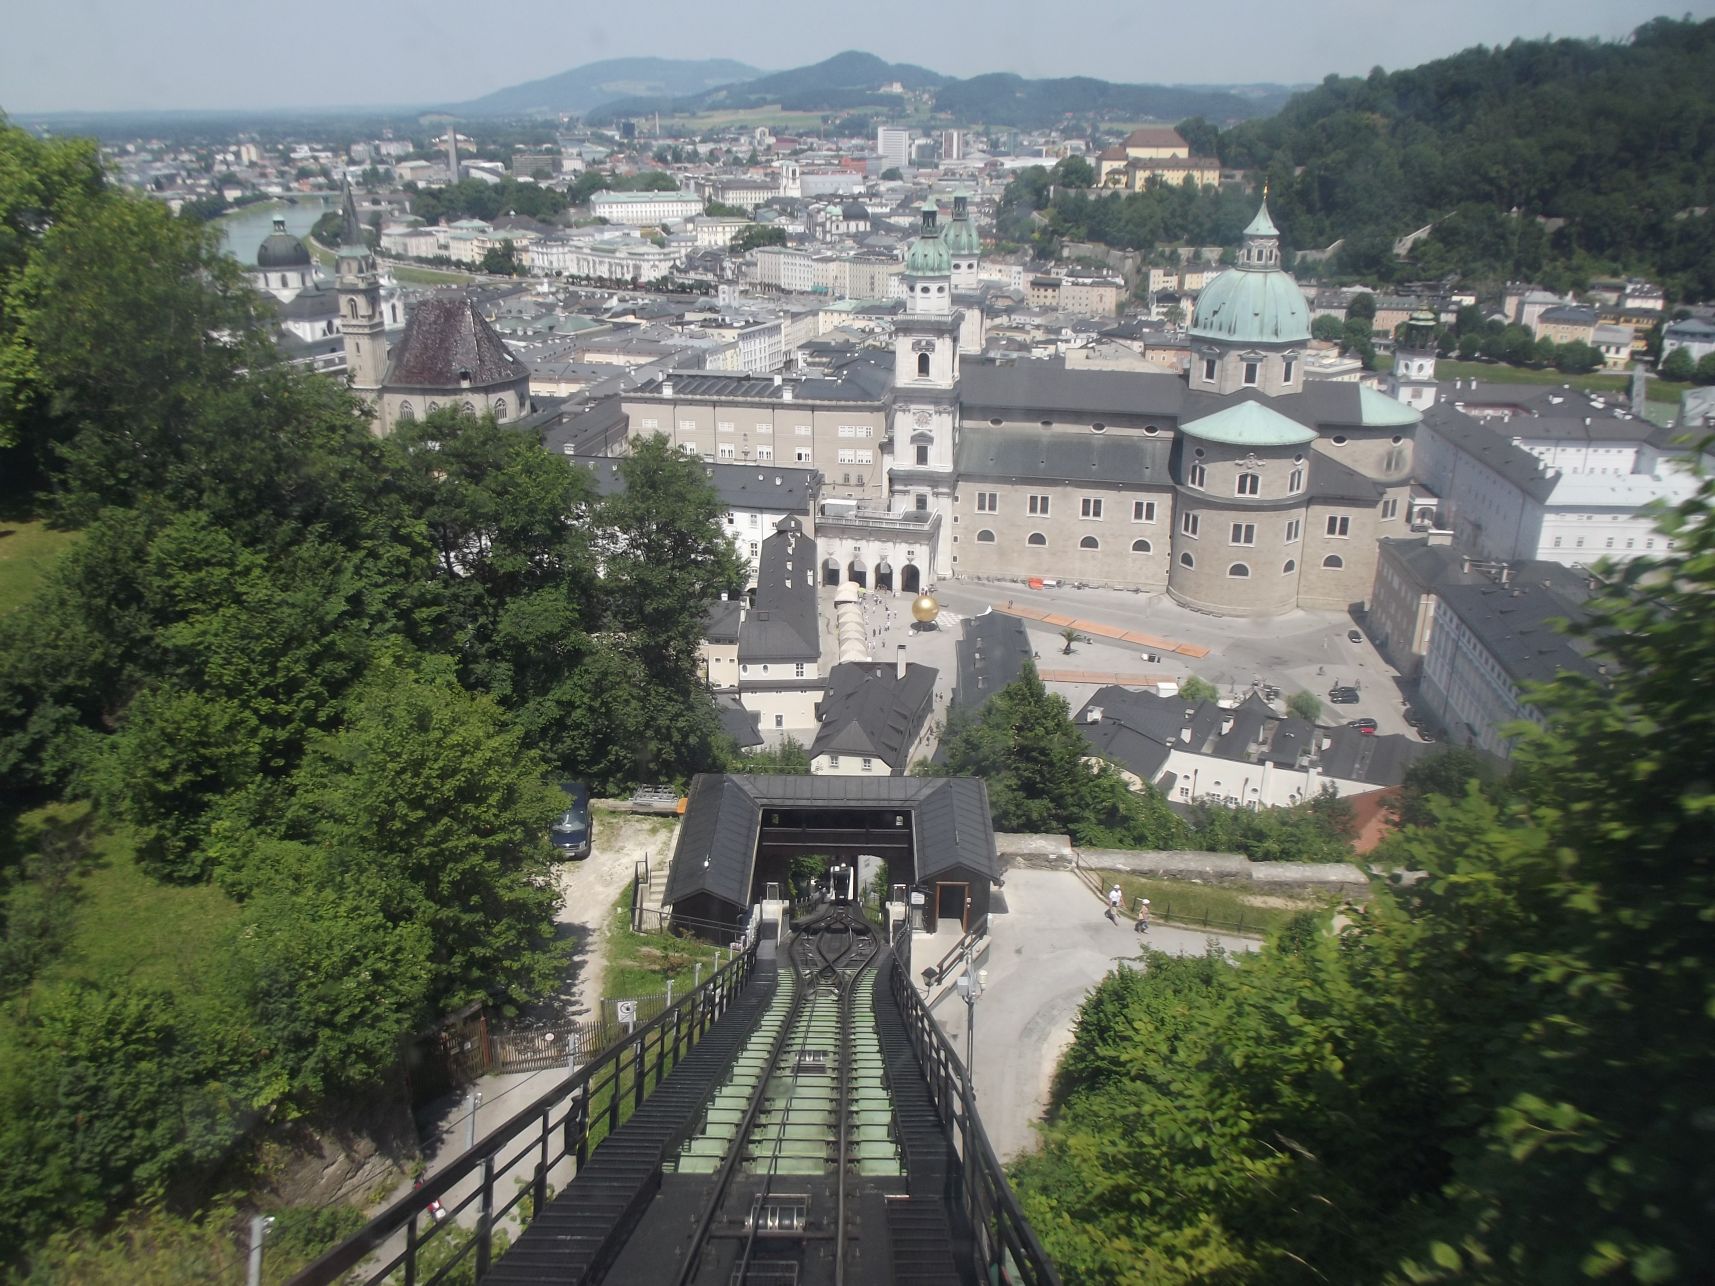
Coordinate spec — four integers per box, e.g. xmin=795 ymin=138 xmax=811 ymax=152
xmin=925 ymin=578 xmax=1429 ymax=740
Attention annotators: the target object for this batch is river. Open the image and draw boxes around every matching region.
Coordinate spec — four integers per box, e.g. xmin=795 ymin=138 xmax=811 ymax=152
xmin=217 ymin=196 xmax=337 ymax=265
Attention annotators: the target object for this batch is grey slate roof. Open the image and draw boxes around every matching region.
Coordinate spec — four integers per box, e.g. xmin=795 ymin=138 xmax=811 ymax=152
xmin=959 ymin=358 xmax=1188 ymax=418
xmin=739 ymin=516 xmax=819 ymax=664
xmin=385 ymin=296 xmax=525 ymax=390
xmin=1309 ymin=451 xmax=1385 ymax=502
xmin=1435 ymin=580 xmax=1601 ymax=688
xmin=955 ymin=425 xmax=1174 ymax=486
xmin=715 ymin=693 xmax=762 ymax=748
xmin=570 ymin=455 xmax=818 ymax=515
xmin=703 ymin=599 xmax=742 ymax=645
xmin=664 ymin=774 xmax=999 ymax=910
xmin=952 ymin=611 xmax=1033 ymax=713
xmin=1420 ymin=403 xmax=1558 ymax=502
xmin=809 ymin=661 xmax=937 ymax=767
xmin=542 ymin=398 xmax=629 ymax=456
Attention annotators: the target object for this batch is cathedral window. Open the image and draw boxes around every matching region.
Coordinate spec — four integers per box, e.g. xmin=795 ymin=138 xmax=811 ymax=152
xmin=1227 ymin=563 xmax=1251 ymax=578
xmin=1189 ymin=464 xmax=1207 ymax=489
xmin=1323 ymin=554 xmax=1344 ymax=569
xmin=975 ymin=492 xmax=998 ymax=512
xmin=463 ymin=402 xmax=476 ymax=416
xmin=1179 ymin=552 xmax=1195 ymax=568
xmin=918 ymin=352 xmax=930 ymax=378
xmin=1079 ymin=536 xmax=1100 ymax=550
xmin=1202 ymin=358 xmax=1216 ymax=382
xmin=1236 ymin=473 xmax=1260 ymax=496
xmin=1080 ymin=497 xmax=1104 ymax=519
xmin=1132 ymin=539 xmax=1152 ymax=553
xmin=1288 ymin=467 xmax=1305 ymax=492
xmin=976 ymin=529 xmax=996 ymax=543
xmin=1181 ymin=513 xmax=1200 ymax=538
xmin=1283 ymin=357 xmax=1295 ymax=382
xmin=1230 ymin=523 xmax=1255 ymax=546
xmin=1028 ymin=494 xmax=1051 ymax=516
xmin=1283 ymin=559 xmax=1297 ymax=574
xmin=916 ymin=444 xmax=929 ymax=466
xmin=398 ymin=402 xmax=415 ymax=421
xmin=494 ymin=399 xmax=506 ymax=420
xmin=1027 ymin=532 xmax=1047 ymax=546
xmin=1326 ymin=515 xmax=1350 ymax=538
xmin=1243 ymin=361 xmax=1259 ymax=386
xmin=1133 ymin=501 xmax=1156 ymax=522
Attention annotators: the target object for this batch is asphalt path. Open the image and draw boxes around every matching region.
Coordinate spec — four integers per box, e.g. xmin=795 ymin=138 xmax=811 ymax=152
xmin=932 ymin=868 xmax=1255 ymax=1163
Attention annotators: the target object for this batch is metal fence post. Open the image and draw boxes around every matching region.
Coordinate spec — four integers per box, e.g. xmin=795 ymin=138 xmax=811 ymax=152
xmin=476 ymin=1156 xmax=496 ymax=1276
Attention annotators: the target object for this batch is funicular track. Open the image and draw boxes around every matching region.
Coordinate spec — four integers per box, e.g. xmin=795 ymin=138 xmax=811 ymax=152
xmin=637 ymin=905 xmax=889 ymax=1286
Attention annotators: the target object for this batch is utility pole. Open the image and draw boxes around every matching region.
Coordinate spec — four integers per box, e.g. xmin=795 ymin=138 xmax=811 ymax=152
xmin=465 ymin=1090 xmax=484 ymax=1151
xmin=246 ymin=1215 xmax=275 ymax=1286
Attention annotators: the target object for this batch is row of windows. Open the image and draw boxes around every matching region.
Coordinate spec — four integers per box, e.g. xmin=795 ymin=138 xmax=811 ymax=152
xmin=397 ymin=399 xmax=497 ymax=421
xmin=1200 ymin=356 xmax=1296 ymax=385
xmin=1172 ymin=554 xmax=1345 ymax=574
xmin=659 ymin=419 xmax=823 ymax=437
xmin=976 ymin=494 xmax=1159 ymax=521
xmin=1187 ymin=466 xmax=1307 ymax=495
xmin=973 ymin=530 xmax=1154 ymax=553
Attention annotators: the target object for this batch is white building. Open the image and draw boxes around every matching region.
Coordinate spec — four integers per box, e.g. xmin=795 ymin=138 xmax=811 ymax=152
xmin=589 ymin=189 xmax=705 ymax=225
xmin=876 ymin=127 xmax=912 ymax=171
xmin=529 ymin=235 xmax=680 ymax=282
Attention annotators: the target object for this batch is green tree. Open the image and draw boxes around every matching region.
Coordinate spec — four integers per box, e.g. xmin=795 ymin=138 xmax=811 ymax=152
xmin=1347 ymin=290 xmax=1376 ymax=320
xmin=1178 ymin=674 xmax=1219 ymax=703
xmin=1695 ymin=351 xmax=1715 ymax=385
xmin=1285 ymin=689 xmax=1322 ymax=722
xmin=1311 ymin=312 xmax=1345 ymax=343
xmin=1658 ymin=346 xmax=1694 ymax=381
xmin=1051 ymin=155 xmax=1095 ymax=188
xmin=1392 ymin=745 xmax=1499 ymax=829
xmin=879 ymin=167 xmax=903 ymax=181
xmin=480 ymin=241 xmax=519 ymax=276
xmin=731 ymin=224 xmax=787 ymax=254
xmin=733 ymin=737 xmax=811 ymax=774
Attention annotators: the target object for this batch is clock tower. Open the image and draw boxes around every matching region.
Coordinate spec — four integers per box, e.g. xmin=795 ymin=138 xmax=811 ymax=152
xmin=889 ymin=201 xmax=961 ymax=577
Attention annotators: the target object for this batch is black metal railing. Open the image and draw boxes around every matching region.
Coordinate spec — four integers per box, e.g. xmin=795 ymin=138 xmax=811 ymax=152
xmin=921 ymin=913 xmax=990 ymax=988
xmin=288 ymin=941 xmax=759 ymax=1286
xmin=886 ymin=949 xmax=1062 ymax=1286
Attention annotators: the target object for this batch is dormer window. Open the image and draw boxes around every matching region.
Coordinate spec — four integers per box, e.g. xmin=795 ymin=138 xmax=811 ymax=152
xmin=1243 ymin=361 xmax=1259 ymax=386
xmin=1202 ymin=358 xmax=1217 ymax=382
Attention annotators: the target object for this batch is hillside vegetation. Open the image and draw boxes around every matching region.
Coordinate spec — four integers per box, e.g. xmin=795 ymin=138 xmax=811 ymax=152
xmin=1009 ymin=18 xmax=1715 ymax=298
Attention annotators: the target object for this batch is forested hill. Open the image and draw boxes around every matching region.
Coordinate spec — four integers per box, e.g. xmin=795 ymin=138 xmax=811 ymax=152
xmin=1214 ymin=16 xmax=1715 ymax=291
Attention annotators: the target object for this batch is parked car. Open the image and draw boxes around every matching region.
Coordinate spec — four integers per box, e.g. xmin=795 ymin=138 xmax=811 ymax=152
xmin=551 ymin=781 xmax=592 ymax=859
xmin=1329 ymin=687 xmax=1360 ymax=704
xmin=1347 ymin=717 xmax=1378 ymax=734
xmin=1347 ymin=628 xmax=1363 ymax=644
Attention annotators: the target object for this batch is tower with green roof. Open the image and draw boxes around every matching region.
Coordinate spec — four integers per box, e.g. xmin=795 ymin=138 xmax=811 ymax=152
xmin=335 ymin=180 xmax=388 ymax=421
xmin=1387 ymin=308 xmax=1441 ymax=412
xmin=890 ymin=200 xmax=962 ymax=576
xmin=1187 ymin=197 xmax=1310 ymax=398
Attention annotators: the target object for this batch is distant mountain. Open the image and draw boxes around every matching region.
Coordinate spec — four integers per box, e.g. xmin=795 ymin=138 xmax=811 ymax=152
xmin=588 ymin=51 xmax=947 ymax=122
xmin=580 ymin=49 xmax=1282 ymax=128
xmin=448 ymin=58 xmax=764 ymax=117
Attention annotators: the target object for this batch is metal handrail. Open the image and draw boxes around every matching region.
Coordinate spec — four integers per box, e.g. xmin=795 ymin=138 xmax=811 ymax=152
xmin=922 ymin=913 xmax=990 ymax=986
xmin=887 ymin=950 xmax=1063 ymax=1286
xmin=288 ymin=941 xmax=759 ymax=1286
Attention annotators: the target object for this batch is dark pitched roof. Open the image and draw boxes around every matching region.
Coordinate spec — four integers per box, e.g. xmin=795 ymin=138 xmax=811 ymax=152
xmin=570 ymin=454 xmax=818 ymax=515
xmin=952 ymin=610 xmax=1033 ymax=713
xmin=810 ymin=661 xmax=937 ymax=767
xmin=959 ymin=358 xmax=1188 ymax=419
xmin=1435 ymin=580 xmax=1601 ymax=688
xmin=542 ymin=397 xmax=629 ymax=456
xmin=385 ymin=296 xmax=525 ymax=390
xmin=1317 ymin=726 xmax=1430 ymax=785
xmin=955 ymin=425 xmax=1174 ymax=485
xmin=664 ymin=774 xmax=998 ymax=910
xmin=739 ymin=516 xmax=819 ymax=664
xmin=704 ymin=599 xmax=743 ymax=645
xmin=1309 ymin=450 xmax=1385 ymax=502
xmin=1420 ymin=403 xmax=1558 ymax=502
xmin=715 ymin=692 xmax=762 ymax=748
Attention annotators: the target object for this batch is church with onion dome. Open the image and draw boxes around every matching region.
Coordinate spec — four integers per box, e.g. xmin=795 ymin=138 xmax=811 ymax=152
xmin=861 ymin=194 xmax=1423 ymax=617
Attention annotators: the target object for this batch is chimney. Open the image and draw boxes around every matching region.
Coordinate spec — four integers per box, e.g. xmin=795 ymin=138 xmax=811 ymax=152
xmin=661 ymin=378 xmax=674 ymax=396
xmin=783 ymin=385 xmax=794 ymax=402
xmin=896 ymin=644 xmax=907 ymax=681
xmin=1085 ymin=705 xmax=1103 ymax=723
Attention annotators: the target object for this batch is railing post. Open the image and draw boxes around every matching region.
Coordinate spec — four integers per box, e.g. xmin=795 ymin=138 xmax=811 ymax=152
xmin=533 ymin=1158 xmax=548 ymax=1224
xmin=476 ymin=1155 xmax=496 ymax=1276
xmin=403 ymin=1214 xmax=417 ymax=1286
xmin=634 ymin=1038 xmax=647 ymax=1111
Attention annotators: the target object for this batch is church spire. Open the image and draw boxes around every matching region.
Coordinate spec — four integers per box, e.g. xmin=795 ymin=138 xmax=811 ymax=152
xmin=1239 ymin=196 xmax=1281 ymax=270
xmin=338 ymin=178 xmax=367 ymax=253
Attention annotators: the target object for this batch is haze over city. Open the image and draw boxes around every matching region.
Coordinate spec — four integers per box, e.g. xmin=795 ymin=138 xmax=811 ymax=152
xmin=4 ymin=0 xmax=1705 ymax=113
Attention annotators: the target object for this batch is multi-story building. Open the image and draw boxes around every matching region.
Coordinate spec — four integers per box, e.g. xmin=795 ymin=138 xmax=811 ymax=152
xmin=589 ymin=189 xmax=704 ymax=225
xmin=876 ymin=127 xmax=912 ymax=171
xmin=528 ymin=236 xmax=679 ymax=282
xmin=737 ymin=515 xmax=825 ymax=740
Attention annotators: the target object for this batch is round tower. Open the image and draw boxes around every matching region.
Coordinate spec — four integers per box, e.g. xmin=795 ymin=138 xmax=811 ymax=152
xmin=1187 ymin=198 xmax=1310 ymax=397
xmin=1388 ymin=309 xmax=1440 ymax=411
xmin=335 ymin=181 xmax=388 ymax=427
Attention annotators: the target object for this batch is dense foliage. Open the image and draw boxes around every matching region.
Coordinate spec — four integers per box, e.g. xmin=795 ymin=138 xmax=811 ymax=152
xmin=1006 ymin=19 xmax=1715 ymax=297
xmin=929 ymin=662 xmax=1354 ymax=862
xmin=0 ymin=119 xmax=744 ymax=1262
xmin=1011 ymin=470 xmax=1715 ymax=1282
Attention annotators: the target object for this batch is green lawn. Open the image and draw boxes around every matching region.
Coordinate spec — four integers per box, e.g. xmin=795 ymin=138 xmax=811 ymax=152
xmin=1092 ymin=870 xmax=1325 ymax=940
xmin=1381 ymin=355 xmax=1689 ymax=407
xmin=0 ymin=518 xmax=79 ymax=615
xmin=600 ymin=887 xmax=729 ymax=1001
xmin=388 ymin=263 xmax=476 ymax=286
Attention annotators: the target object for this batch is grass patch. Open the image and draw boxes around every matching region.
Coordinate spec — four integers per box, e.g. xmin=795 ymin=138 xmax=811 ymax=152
xmin=1380 ymin=355 xmax=1688 ymax=406
xmin=39 ymin=811 xmax=242 ymax=997
xmin=389 ymin=264 xmax=477 ymax=286
xmin=1093 ymin=870 xmax=1325 ymax=939
xmin=600 ymin=886 xmax=728 ymax=1002
xmin=0 ymin=518 xmax=78 ymax=616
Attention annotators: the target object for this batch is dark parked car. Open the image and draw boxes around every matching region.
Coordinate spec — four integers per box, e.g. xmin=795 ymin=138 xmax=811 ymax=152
xmin=1347 ymin=717 xmax=1378 ymax=734
xmin=551 ymin=781 xmax=591 ymax=859
xmin=1329 ymin=686 xmax=1361 ymax=704
xmin=1347 ymin=628 xmax=1363 ymax=644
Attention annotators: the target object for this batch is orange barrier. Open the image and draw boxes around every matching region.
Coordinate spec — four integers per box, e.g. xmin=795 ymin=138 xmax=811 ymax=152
xmin=1037 ymin=670 xmax=1177 ymax=686
xmin=996 ymin=603 xmax=1211 ymax=659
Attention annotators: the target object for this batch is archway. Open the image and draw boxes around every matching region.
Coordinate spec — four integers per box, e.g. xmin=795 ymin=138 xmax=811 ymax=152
xmin=900 ymin=563 xmax=922 ymax=594
xmin=823 ymin=558 xmax=842 ymax=587
xmin=874 ymin=561 xmax=894 ymax=593
xmin=847 ymin=559 xmax=867 ymax=589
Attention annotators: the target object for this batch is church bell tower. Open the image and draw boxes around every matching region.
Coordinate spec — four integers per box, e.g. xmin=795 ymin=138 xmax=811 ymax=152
xmin=889 ymin=201 xmax=961 ymax=577
xmin=335 ymin=181 xmax=388 ymax=430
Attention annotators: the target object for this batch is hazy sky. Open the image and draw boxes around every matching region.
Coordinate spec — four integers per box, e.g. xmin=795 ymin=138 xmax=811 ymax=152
xmin=4 ymin=0 xmax=1708 ymax=114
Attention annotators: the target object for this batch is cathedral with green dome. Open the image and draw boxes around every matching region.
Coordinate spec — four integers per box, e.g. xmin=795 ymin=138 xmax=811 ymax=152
xmin=841 ymin=196 xmax=1425 ymax=617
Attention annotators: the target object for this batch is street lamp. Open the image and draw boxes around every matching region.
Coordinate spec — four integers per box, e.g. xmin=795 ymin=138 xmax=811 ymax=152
xmin=952 ymin=947 xmax=988 ymax=1101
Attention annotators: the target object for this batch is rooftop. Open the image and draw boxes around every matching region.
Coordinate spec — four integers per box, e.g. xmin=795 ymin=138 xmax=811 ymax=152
xmin=809 ymin=660 xmax=938 ymax=767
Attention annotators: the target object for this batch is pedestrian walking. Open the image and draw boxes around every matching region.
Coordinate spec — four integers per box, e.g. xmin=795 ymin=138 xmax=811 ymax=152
xmin=1134 ymin=898 xmax=1151 ymax=933
xmin=1106 ymin=884 xmax=1123 ymax=925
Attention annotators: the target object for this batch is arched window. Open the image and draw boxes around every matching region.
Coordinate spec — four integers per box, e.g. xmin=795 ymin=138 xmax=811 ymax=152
xmin=1179 ymin=551 xmax=1195 ymax=568
xmin=1027 ymin=532 xmax=1047 ymax=546
xmin=1131 ymin=538 xmax=1151 ymax=553
xmin=975 ymin=529 xmax=996 ymax=543
xmin=398 ymin=401 xmax=415 ymax=421
xmin=1283 ymin=559 xmax=1297 ymax=574
xmin=1236 ymin=473 xmax=1260 ymax=496
xmin=426 ymin=401 xmax=440 ymax=413
xmin=1227 ymin=563 xmax=1250 ymax=578
xmin=346 ymin=299 xmax=358 ymax=318
xmin=493 ymin=398 xmax=507 ymax=420
xmin=1323 ymin=554 xmax=1344 ymax=569
xmin=917 ymin=352 xmax=930 ymax=377
xmin=1079 ymin=536 xmax=1100 ymax=550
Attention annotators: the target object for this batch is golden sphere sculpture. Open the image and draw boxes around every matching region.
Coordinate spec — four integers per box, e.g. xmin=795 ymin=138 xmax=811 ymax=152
xmin=911 ymin=593 xmax=940 ymax=624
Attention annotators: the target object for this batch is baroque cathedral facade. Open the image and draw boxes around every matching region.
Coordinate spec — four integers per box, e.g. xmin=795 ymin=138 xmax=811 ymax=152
xmin=852 ymin=196 xmax=1422 ymax=616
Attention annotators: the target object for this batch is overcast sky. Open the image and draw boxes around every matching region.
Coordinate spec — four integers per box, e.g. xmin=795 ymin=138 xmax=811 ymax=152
xmin=4 ymin=0 xmax=1707 ymax=114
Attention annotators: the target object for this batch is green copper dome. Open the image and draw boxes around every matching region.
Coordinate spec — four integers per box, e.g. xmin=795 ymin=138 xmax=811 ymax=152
xmin=1189 ymin=199 xmax=1309 ymax=346
xmin=905 ymin=227 xmax=951 ymax=276
xmin=942 ymin=215 xmax=981 ymax=257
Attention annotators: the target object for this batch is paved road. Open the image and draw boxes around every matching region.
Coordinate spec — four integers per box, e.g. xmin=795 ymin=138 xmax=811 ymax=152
xmin=932 ymin=868 xmax=1254 ymax=1163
